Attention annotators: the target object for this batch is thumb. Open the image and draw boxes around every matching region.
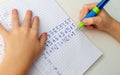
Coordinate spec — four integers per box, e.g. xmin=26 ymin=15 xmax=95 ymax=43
xmin=39 ymin=32 xmax=47 ymax=49
xmin=82 ymin=16 xmax=102 ymax=25
xmin=0 ymin=24 xmax=8 ymax=38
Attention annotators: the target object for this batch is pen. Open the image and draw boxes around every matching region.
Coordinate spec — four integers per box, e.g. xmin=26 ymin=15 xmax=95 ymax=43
xmin=78 ymin=0 xmax=110 ymax=28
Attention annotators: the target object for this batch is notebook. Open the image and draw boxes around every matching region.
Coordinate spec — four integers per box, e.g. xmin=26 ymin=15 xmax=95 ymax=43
xmin=0 ymin=0 xmax=102 ymax=75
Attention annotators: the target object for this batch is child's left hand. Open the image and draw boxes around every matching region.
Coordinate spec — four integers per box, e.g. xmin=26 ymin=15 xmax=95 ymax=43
xmin=0 ymin=9 xmax=47 ymax=75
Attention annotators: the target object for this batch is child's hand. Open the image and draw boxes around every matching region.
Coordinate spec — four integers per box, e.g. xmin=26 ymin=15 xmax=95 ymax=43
xmin=80 ymin=3 xmax=114 ymax=31
xmin=80 ymin=3 xmax=120 ymax=42
xmin=0 ymin=9 xmax=47 ymax=75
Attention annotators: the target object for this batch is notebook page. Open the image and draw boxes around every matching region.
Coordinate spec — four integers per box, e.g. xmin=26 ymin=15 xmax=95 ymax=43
xmin=0 ymin=0 xmax=102 ymax=75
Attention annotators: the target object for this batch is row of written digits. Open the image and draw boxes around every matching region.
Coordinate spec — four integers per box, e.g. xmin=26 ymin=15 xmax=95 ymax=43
xmin=42 ymin=17 xmax=77 ymax=59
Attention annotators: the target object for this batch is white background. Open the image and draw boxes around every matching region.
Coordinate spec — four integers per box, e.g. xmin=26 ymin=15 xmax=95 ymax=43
xmin=56 ymin=0 xmax=120 ymax=75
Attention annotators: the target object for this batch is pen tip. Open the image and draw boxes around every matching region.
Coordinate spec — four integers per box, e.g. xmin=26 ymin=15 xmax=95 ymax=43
xmin=78 ymin=22 xmax=85 ymax=28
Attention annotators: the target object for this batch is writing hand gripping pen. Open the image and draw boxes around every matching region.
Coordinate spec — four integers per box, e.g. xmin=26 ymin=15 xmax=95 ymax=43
xmin=78 ymin=0 xmax=110 ymax=28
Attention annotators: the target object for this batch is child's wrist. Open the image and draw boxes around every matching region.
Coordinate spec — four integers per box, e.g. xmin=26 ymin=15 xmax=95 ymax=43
xmin=0 ymin=58 xmax=31 ymax=75
xmin=104 ymin=19 xmax=120 ymax=33
xmin=104 ymin=19 xmax=120 ymax=42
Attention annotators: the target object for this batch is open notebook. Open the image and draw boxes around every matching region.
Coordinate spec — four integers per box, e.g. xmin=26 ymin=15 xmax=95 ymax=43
xmin=0 ymin=0 xmax=102 ymax=75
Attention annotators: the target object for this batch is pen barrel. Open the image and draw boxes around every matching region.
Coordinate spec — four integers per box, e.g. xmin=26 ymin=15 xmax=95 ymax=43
xmin=84 ymin=6 xmax=100 ymax=18
xmin=78 ymin=6 xmax=100 ymax=28
xmin=97 ymin=0 xmax=110 ymax=10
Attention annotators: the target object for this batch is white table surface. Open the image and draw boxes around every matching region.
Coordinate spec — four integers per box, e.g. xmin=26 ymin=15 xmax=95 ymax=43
xmin=56 ymin=0 xmax=120 ymax=75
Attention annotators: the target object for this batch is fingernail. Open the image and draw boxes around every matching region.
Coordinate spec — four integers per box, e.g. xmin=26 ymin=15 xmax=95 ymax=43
xmin=27 ymin=10 xmax=32 ymax=15
xmin=80 ymin=13 xmax=83 ymax=20
xmin=12 ymin=9 xmax=17 ymax=11
xmin=44 ymin=32 xmax=47 ymax=37
xmin=43 ymin=33 xmax=47 ymax=41
xmin=27 ymin=10 xmax=32 ymax=12
xmin=82 ymin=20 xmax=87 ymax=24
xmin=34 ymin=16 xmax=39 ymax=20
xmin=12 ymin=9 xmax=17 ymax=13
xmin=80 ymin=16 xmax=82 ymax=20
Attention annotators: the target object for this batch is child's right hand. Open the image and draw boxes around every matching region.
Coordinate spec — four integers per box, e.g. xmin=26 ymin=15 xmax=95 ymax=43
xmin=80 ymin=3 xmax=114 ymax=32
xmin=80 ymin=3 xmax=120 ymax=42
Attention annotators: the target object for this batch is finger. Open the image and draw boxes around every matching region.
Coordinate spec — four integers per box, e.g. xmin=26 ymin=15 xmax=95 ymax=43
xmin=81 ymin=3 xmax=98 ymax=19
xmin=82 ymin=16 xmax=102 ymax=25
xmin=80 ymin=9 xmax=85 ymax=19
xmin=83 ymin=3 xmax=98 ymax=10
xmin=86 ymin=25 xmax=95 ymax=29
xmin=32 ymin=16 xmax=39 ymax=32
xmin=12 ymin=9 xmax=20 ymax=29
xmin=80 ymin=8 xmax=89 ymax=20
xmin=0 ymin=24 xmax=8 ymax=37
xmin=39 ymin=33 xmax=47 ymax=49
xmin=23 ymin=10 xmax=32 ymax=28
